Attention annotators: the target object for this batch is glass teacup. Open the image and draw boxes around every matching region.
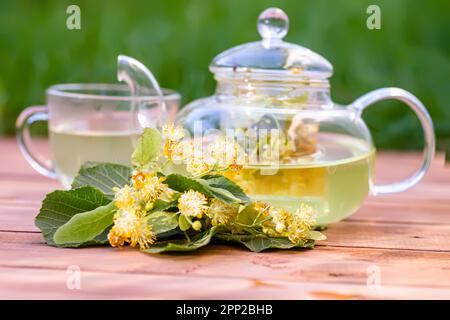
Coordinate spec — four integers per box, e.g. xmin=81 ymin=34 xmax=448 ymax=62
xmin=16 ymin=83 xmax=180 ymax=187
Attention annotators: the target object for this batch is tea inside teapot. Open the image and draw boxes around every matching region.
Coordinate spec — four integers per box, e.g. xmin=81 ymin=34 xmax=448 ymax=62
xmin=228 ymin=133 xmax=375 ymax=226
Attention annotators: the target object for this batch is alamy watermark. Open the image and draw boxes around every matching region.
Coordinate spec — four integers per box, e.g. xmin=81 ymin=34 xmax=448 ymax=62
xmin=66 ymin=265 xmax=81 ymax=290
xmin=65 ymin=5 xmax=381 ymax=31
xmin=366 ymin=5 xmax=381 ymax=30
xmin=366 ymin=264 xmax=381 ymax=289
xmin=169 ymin=121 xmax=290 ymax=175
xmin=66 ymin=5 xmax=81 ymax=30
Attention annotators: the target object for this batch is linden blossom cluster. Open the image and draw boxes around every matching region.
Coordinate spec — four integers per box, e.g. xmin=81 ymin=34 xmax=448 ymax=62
xmin=108 ymin=172 xmax=168 ymax=249
xmin=34 ymin=123 xmax=325 ymax=253
xmin=108 ymin=171 xmax=241 ymax=249
xmin=106 ymin=124 xmax=319 ymax=251
xmin=256 ymin=202 xmax=316 ymax=244
xmin=162 ymin=123 xmax=243 ymax=176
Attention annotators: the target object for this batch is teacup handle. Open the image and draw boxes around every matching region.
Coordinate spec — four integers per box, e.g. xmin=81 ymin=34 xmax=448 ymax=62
xmin=351 ymin=88 xmax=435 ymax=195
xmin=16 ymin=105 xmax=57 ymax=179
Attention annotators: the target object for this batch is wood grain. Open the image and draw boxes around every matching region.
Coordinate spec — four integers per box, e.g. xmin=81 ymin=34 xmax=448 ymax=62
xmin=2 ymin=266 xmax=450 ymax=300
xmin=1 ymin=232 xmax=450 ymax=288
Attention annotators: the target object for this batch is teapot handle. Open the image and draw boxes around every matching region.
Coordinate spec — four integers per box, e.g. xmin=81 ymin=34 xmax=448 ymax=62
xmin=351 ymin=88 xmax=435 ymax=195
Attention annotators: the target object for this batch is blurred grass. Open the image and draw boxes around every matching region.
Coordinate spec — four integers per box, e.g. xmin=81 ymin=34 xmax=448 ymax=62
xmin=0 ymin=0 xmax=449 ymax=153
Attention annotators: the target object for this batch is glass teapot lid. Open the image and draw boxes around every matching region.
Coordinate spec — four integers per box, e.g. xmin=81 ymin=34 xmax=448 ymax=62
xmin=210 ymin=7 xmax=333 ymax=82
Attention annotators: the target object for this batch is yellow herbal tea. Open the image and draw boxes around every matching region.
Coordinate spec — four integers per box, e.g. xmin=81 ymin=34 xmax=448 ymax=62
xmin=49 ymin=124 xmax=139 ymax=187
xmin=229 ymin=134 xmax=375 ymax=225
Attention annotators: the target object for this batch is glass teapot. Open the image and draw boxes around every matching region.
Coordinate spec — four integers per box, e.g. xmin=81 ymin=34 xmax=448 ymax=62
xmin=175 ymin=8 xmax=435 ymax=225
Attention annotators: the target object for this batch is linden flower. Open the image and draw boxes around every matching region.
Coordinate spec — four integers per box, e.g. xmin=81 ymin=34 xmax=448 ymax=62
xmin=132 ymin=170 xmax=168 ymax=202
xmin=178 ymin=190 xmax=209 ymax=218
xmin=163 ymin=139 xmax=177 ymax=160
xmin=207 ymin=199 xmax=238 ymax=226
xmin=261 ymin=203 xmax=316 ymax=244
xmin=171 ymin=139 xmax=194 ymax=161
xmin=109 ymin=208 xmax=140 ymax=240
xmin=254 ymin=201 xmax=271 ymax=215
xmin=108 ymin=208 xmax=156 ymax=250
xmin=162 ymin=124 xmax=185 ymax=160
xmin=261 ymin=206 xmax=289 ymax=237
xmin=107 ymin=229 xmax=127 ymax=248
xmin=162 ymin=123 xmax=185 ymax=142
xmin=186 ymin=152 xmax=212 ymax=177
xmin=268 ymin=207 xmax=291 ymax=233
xmin=130 ymin=219 xmax=156 ymax=249
xmin=113 ymin=185 xmax=137 ymax=210
xmin=287 ymin=203 xmax=316 ymax=244
xmin=208 ymin=137 xmax=241 ymax=168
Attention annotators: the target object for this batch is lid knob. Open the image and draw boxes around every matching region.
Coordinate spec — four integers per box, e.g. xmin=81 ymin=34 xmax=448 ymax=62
xmin=257 ymin=7 xmax=289 ymax=41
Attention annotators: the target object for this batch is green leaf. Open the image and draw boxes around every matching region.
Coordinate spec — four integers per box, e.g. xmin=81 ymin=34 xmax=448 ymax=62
xmin=166 ymin=173 xmax=249 ymax=205
xmin=308 ymin=230 xmax=327 ymax=241
xmin=243 ymin=236 xmax=295 ymax=252
xmin=144 ymin=225 xmax=223 ymax=253
xmin=165 ymin=174 xmax=212 ymax=195
xmin=216 ymin=233 xmax=315 ymax=253
xmin=198 ymin=181 xmax=241 ymax=204
xmin=131 ymin=127 xmax=162 ymax=168
xmin=71 ymin=163 xmax=132 ymax=198
xmin=178 ymin=214 xmax=191 ymax=231
xmin=35 ymin=186 xmax=111 ymax=247
xmin=53 ymin=201 xmax=116 ymax=246
xmin=235 ymin=203 xmax=266 ymax=226
xmin=199 ymin=175 xmax=250 ymax=204
xmin=147 ymin=211 xmax=179 ymax=235
xmin=149 ymin=198 xmax=179 ymax=213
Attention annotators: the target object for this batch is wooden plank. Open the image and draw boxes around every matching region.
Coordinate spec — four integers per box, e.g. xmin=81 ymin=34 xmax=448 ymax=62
xmin=0 ymin=206 xmax=40 ymax=232
xmin=322 ymin=221 xmax=450 ymax=251
xmin=1 ymin=266 xmax=449 ymax=299
xmin=0 ymin=139 xmax=50 ymax=176
xmin=1 ymin=232 xmax=450 ymax=288
xmin=349 ymin=201 xmax=450 ymax=224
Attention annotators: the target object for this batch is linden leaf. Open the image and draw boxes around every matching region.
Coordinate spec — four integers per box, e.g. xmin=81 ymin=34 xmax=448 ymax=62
xmin=308 ymin=230 xmax=327 ymax=241
xmin=165 ymin=174 xmax=212 ymax=195
xmin=165 ymin=174 xmax=249 ymax=205
xmin=235 ymin=203 xmax=266 ymax=226
xmin=215 ymin=234 xmax=316 ymax=253
xmin=143 ymin=225 xmax=224 ymax=253
xmin=131 ymin=127 xmax=162 ymax=169
xmin=71 ymin=163 xmax=132 ymax=198
xmin=147 ymin=211 xmax=179 ymax=235
xmin=35 ymin=186 xmax=111 ymax=247
xmin=199 ymin=175 xmax=250 ymax=204
xmin=178 ymin=214 xmax=191 ymax=231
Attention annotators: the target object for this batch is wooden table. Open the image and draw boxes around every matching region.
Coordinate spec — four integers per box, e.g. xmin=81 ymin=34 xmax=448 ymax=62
xmin=0 ymin=138 xmax=449 ymax=299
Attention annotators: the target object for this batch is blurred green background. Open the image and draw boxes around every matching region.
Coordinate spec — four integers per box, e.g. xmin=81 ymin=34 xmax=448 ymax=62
xmin=0 ymin=0 xmax=449 ymax=153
